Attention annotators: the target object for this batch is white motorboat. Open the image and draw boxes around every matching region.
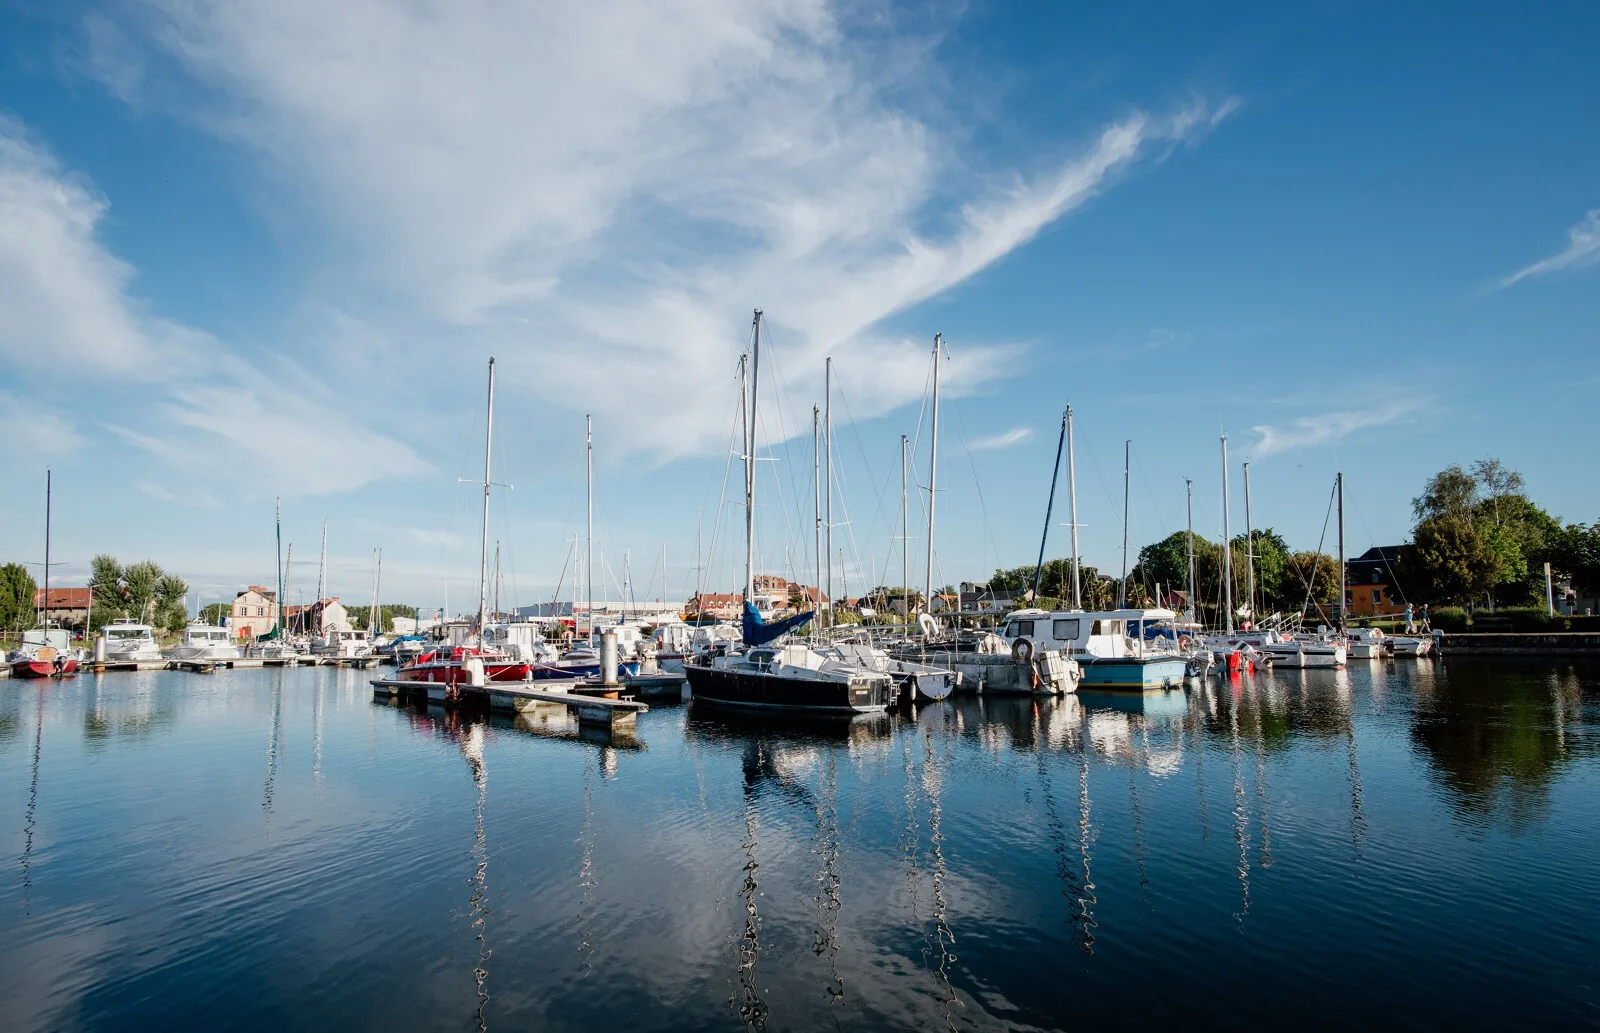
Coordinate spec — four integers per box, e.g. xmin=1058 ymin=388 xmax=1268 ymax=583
xmin=312 ymin=628 xmax=374 ymax=659
xmin=168 ymin=623 xmax=241 ymax=662
xmin=1346 ymin=627 xmax=1386 ymax=660
xmin=100 ymin=619 xmax=163 ymax=662
xmin=1389 ymin=634 xmax=1432 ymax=657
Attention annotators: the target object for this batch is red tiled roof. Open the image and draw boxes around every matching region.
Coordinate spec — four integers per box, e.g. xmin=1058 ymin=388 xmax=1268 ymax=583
xmin=34 ymin=587 xmax=91 ymax=608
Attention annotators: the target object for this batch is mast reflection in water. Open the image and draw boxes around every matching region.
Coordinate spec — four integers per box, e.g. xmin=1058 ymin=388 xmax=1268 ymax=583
xmin=0 ymin=660 xmax=1596 ymax=1032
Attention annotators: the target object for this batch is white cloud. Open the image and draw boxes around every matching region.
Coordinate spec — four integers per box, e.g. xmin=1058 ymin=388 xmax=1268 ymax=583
xmin=968 ymin=426 xmax=1034 ymax=451
xmin=0 ymin=394 xmax=85 ymax=457
xmin=1248 ymin=399 xmax=1424 ymax=458
xmin=1494 ymin=208 xmax=1600 ymax=291
xmin=0 ymin=118 xmax=157 ymax=374
xmin=119 ymin=0 xmax=1234 ymax=461
xmin=0 ymin=118 xmax=428 ymax=495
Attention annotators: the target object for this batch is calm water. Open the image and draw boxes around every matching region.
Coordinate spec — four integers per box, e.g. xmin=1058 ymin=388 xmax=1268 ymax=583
xmin=2 ymin=659 xmax=1597 ymax=1031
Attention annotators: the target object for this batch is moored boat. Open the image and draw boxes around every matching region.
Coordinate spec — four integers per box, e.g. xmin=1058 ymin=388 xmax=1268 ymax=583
xmin=100 ymin=619 xmax=164 ymax=662
xmin=1001 ymin=607 xmax=1188 ymax=690
xmin=169 ymin=622 xmax=242 ymax=662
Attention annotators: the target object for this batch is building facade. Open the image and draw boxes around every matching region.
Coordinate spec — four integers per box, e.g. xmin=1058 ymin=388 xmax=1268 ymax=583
xmin=33 ymin=587 xmax=92 ymax=628
xmin=231 ymin=586 xmax=280 ymax=640
xmin=1345 ymin=546 xmax=1408 ymax=618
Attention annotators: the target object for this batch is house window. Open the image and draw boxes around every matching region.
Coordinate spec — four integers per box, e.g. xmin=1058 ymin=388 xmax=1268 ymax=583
xmin=1372 ymin=590 xmax=1381 ymax=605
xmin=256 ymin=606 xmax=264 ymax=616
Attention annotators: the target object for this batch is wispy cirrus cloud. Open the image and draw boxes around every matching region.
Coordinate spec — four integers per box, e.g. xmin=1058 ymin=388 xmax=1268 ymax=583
xmin=968 ymin=426 xmax=1034 ymax=451
xmin=1248 ymin=399 xmax=1425 ymax=459
xmin=0 ymin=117 xmax=427 ymax=495
xmin=91 ymin=0 xmax=1235 ymax=462
xmin=1492 ymin=208 xmax=1600 ymax=292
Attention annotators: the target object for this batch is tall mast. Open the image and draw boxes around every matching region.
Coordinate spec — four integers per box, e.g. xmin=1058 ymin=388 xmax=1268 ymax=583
xmin=1185 ymin=478 xmax=1197 ymax=623
xmin=374 ymin=549 xmax=383 ymax=634
xmin=1221 ymin=435 xmax=1234 ymax=634
xmin=744 ymin=310 xmax=763 ymax=612
xmin=1067 ymin=405 xmax=1081 ymax=609
xmin=317 ymin=520 xmax=327 ymax=605
xmin=492 ymin=543 xmax=500 ymax=619
xmin=694 ymin=511 xmax=704 ymax=612
xmin=1337 ymin=472 xmax=1346 ymax=634
xmin=369 ymin=548 xmax=380 ymax=635
xmin=1118 ymin=440 xmax=1130 ymax=608
xmin=1033 ymin=410 xmax=1068 ymax=602
xmin=42 ymin=468 xmax=51 ymax=631
xmin=274 ymin=497 xmax=283 ymax=635
xmin=283 ymin=544 xmax=294 ymax=635
xmin=813 ymin=406 xmax=822 ymax=625
xmin=824 ymin=356 xmax=833 ymax=629
xmin=924 ymin=333 xmax=941 ymax=620
xmin=901 ymin=434 xmax=910 ymax=632
xmin=586 ymin=413 xmax=594 ymax=643
xmin=1243 ymin=460 xmax=1256 ymax=623
xmin=477 ymin=356 xmax=495 ymax=645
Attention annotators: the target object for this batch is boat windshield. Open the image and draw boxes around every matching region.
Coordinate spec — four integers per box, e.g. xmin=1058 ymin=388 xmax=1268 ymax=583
xmin=108 ymin=628 xmax=150 ymax=640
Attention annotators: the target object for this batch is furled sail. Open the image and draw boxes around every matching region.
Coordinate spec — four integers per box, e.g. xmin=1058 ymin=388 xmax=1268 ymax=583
xmin=742 ymin=601 xmax=813 ymax=647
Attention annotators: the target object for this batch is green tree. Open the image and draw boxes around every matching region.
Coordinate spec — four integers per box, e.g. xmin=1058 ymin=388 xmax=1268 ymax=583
xmin=121 ymin=561 xmax=163 ymax=623
xmin=1284 ymin=551 xmax=1340 ymax=612
xmin=154 ymin=573 xmax=190 ymax=632
xmin=199 ymin=602 xmax=230 ymax=625
xmin=1409 ymin=516 xmax=1498 ymax=605
xmin=0 ymin=563 xmax=39 ymax=634
xmin=89 ymin=554 xmax=127 ymax=627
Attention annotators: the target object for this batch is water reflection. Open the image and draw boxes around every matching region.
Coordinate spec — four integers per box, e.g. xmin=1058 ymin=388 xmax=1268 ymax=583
xmin=1410 ymin=660 xmax=1589 ymax=832
xmin=1 ymin=660 xmax=1595 ymax=1033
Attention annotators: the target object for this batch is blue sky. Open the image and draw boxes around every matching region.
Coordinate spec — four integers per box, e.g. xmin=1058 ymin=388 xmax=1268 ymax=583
xmin=1 ymin=0 xmax=1596 ymax=614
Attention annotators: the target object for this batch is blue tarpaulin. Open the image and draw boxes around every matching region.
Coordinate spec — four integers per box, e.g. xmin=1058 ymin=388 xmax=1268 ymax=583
xmin=742 ymin=601 xmax=814 ymax=646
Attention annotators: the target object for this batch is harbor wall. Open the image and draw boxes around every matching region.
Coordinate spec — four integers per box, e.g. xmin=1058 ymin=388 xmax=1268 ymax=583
xmin=1440 ymin=632 xmax=1600 ymax=656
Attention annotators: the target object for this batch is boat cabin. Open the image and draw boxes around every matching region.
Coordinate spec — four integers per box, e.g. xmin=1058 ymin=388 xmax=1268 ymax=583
xmin=1000 ymin=608 xmax=1181 ymax=659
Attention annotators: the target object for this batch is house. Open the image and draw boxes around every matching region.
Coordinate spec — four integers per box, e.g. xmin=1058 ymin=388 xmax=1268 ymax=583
xmin=1345 ymin=546 xmax=1407 ymax=618
xmin=957 ymin=582 xmax=1018 ymax=616
xmin=33 ymin=587 xmax=91 ymax=627
xmin=282 ymin=596 xmax=349 ymax=637
xmin=231 ymin=586 xmax=280 ymax=641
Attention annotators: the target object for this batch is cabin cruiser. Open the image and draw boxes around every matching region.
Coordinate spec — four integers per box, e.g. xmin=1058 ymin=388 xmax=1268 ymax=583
xmin=168 ymin=623 xmax=241 ymax=662
xmin=312 ymin=627 xmax=375 ymax=659
xmin=100 ymin=619 xmax=163 ymax=662
xmin=1000 ymin=608 xmax=1188 ymax=690
xmin=652 ymin=621 xmax=741 ymax=673
xmin=9 ymin=627 xmax=79 ymax=678
xmin=245 ymin=637 xmax=303 ymax=660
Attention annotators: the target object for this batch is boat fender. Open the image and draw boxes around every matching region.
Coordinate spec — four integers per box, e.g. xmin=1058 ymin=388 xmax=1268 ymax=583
xmin=1012 ymin=638 xmax=1034 ymax=663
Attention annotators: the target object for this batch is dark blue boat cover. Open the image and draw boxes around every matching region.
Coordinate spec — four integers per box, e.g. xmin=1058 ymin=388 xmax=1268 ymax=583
xmin=742 ymin=601 xmax=813 ymax=646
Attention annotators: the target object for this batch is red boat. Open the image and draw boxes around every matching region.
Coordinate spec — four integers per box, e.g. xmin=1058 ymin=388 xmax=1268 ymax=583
xmin=11 ymin=646 xmax=78 ymax=679
xmin=397 ymin=646 xmax=530 ymax=685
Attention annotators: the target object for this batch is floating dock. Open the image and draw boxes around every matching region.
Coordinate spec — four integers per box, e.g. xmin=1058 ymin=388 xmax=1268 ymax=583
xmin=85 ymin=655 xmax=380 ymax=674
xmin=371 ymin=677 xmax=648 ymax=733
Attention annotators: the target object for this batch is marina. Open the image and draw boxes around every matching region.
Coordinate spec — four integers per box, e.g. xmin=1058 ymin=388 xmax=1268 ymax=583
xmin=2 ymin=657 xmax=1595 ymax=1030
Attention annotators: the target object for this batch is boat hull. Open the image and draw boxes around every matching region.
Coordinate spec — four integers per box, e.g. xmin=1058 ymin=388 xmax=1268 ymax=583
xmin=1078 ymin=655 xmax=1188 ymax=690
xmin=397 ymin=660 xmax=532 ymax=684
xmin=12 ymin=658 xmax=78 ymax=678
xmin=684 ymin=664 xmax=892 ymax=713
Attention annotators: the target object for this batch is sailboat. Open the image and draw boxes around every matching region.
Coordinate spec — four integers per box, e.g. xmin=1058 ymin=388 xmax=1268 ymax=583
xmin=398 ymin=357 xmax=532 ymax=687
xmin=683 ymin=310 xmax=895 ymax=714
xmin=10 ymin=470 xmax=78 ymax=679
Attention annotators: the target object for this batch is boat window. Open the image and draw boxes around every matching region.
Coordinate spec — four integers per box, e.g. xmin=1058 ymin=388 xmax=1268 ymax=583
xmin=1090 ymin=620 xmax=1125 ymax=636
xmin=1051 ymin=618 xmax=1080 ymax=641
xmin=1010 ymin=619 xmax=1035 ymax=638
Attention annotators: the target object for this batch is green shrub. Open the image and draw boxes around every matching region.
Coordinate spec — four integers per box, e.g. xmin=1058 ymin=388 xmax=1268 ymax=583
xmin=1429 ymin=606 xmax=1470 ymax=632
